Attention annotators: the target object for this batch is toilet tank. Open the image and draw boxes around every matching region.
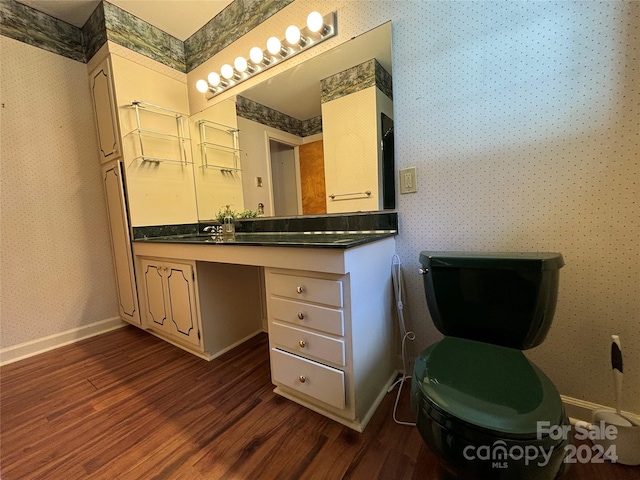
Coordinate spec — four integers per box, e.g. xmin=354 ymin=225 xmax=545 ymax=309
xmin=419 ymin=252 xmax=564 ymax=350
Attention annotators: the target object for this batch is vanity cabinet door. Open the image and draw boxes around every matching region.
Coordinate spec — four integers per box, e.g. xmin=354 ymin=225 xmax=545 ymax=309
xmin=140 ymin=258 xmax=201 ymax=348
xmin=165 ymin=262 xmax=200 ymax=347
xmin=102 ymin=161 xmax=140 ymax=325
xmin=140 ymin=259 xmax=170 ymax=334
xmin=89 ymin=57 xmax=121 ymax=163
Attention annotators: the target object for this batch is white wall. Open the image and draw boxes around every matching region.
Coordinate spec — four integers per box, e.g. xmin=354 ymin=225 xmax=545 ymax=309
xmin=323 ymin=86 xmax=382 ymax=213
xmin=109 ymin=53 xmax=196 ymax=227
xmin=0 ymin=36 xmax=119 ymax=349
xmin=190 ymin=98 xmax=244 ymax=220
xmin=187 ymin=0 xmax=639 ymax=414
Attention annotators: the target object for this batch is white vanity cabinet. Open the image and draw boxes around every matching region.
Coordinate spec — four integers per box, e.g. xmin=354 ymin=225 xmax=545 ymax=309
xmin=139 ymin=257 xmax=202 ymax=349
xmin=264 ymin=238 xmax=396 ymax=432
xmin=267 ymin=271 xmax=348 ymax=411
xmin=132 ymin=235 xmax=396 ymax=431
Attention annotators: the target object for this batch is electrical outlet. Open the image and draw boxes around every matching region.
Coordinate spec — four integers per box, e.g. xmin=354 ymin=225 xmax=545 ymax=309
xmin=399 ymin=167 xmax=417 ymax=194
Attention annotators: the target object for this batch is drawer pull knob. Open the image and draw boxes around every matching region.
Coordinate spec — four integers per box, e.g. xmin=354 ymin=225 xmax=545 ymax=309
xmin=297 ymin=312 xmax=305 ymax=320
xmin=298 ymin=340 xmax=306 ymax=348
xmin=296 ymin=286 xmax=304 ymax=294
xmin=298 ymin=375 xmax=306 ymax=383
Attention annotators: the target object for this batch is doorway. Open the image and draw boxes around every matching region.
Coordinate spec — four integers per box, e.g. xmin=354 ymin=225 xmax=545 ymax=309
xmin=269 ymin=139 xmax=300 ymax=216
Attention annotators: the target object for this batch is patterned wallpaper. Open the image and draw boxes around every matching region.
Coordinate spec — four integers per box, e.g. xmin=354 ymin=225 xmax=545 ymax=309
xmin=236 ymin=96 xmax=321 ymax=137
xmin=0 ymin=0 xmax=293 ymax=72
xmin=184 ymin=0 xmax=294 ymax=71
xmin=320 ymin=58 xmax=392 ymax=104
xmin=0 ymin=0 xmax=84 ymax=61
xmin=103 ymin=1 xmax=185 ymax=72
xmin=387 ymin=0 xmax=640 ymax=413
xmin=0 ymin=36 xmax=119 ymax=348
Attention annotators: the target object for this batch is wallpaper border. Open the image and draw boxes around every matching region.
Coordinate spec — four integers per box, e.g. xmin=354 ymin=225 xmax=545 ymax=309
xmin=0 ymin=0 xmax=293 ymax=73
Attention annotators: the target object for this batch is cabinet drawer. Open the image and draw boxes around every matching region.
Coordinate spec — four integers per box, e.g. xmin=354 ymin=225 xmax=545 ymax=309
xmin=270 ymin=297 xmax=344 ymax=336
xmin=271 ymin=348 xmax=345 ymax=410
xmin=271 ymin=322 xmax=345 ymax=366
xmin=269 ymin=273 xmax=343 ymax=308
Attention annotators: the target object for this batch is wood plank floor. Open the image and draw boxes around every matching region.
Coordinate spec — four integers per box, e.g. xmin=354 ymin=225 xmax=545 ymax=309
xmin=1 ymin=326 xmax=638 ymax=479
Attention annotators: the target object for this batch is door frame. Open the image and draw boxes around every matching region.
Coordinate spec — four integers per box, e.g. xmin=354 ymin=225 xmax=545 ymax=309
xmin=263 ymin=131 xmax=303 ymax=216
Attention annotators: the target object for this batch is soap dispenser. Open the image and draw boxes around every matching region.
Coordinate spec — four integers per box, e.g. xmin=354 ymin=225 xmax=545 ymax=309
xmin=222 ymin=205 xmax=236 ymax=242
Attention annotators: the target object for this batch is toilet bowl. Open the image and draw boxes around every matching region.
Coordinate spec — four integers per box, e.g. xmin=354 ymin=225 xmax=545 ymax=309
xmin=412 ymin=252 xmax=570 ymax=479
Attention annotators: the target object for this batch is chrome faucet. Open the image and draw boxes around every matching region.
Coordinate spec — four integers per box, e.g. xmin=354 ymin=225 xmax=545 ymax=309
xmin=203 ymin=225 xmax=223 ymax=242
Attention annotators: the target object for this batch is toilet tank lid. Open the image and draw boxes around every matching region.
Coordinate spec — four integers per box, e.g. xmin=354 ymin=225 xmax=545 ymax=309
xmin=419 ymin=251 xmax=564 ymax=271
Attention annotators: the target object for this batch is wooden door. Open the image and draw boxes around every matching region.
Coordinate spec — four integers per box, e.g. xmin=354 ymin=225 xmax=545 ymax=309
xmin=299 ymin=140 xmax=327 ymax=214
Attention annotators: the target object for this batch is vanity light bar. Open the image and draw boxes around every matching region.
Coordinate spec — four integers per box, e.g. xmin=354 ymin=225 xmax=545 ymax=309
xmin=196 ymin=11 xmax=337 ymax=99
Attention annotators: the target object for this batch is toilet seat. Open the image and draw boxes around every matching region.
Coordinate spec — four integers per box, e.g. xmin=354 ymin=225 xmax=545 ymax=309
xmin=413 ymin=336 xmax=566 ymax=439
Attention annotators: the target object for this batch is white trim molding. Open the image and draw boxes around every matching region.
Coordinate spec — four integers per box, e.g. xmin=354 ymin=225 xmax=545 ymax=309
xmin=0 ymin=317 xmax=126 ymax=366
xmin=562 ymin=394 xmax=640 ymax=425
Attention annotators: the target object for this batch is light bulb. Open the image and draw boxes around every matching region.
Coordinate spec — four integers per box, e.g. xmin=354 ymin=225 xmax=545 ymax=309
xmin=249 ymin=46 xmax=264 ymax=64
xmin=266 ymin=36 xmax=282 ymax=55
xmin=306 ymin=11 xmax=324 ymax=33
xmin=196 ymin=79 xmax=209 ymax=93
xmin=234 ymin=56 xmax=248 ymax=72
xmin=285 ymin=25 xmax=301 ymax=45
xmin=220 ymin=64 xmax=234 ymax=80
xmin=207 ymin=71 xmax=221 ymax=86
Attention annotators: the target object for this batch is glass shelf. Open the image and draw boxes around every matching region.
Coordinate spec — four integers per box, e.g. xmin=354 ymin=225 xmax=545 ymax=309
xmin=200 ymin=164 xmax=241 ymax=172
xmin=125 ymin=101 xmax=192 ymax=166
xmin=132 ymin=155 xmax=194 ymax=165
xmin=125 ymin=128 xmax=190 ymax=142
xmin=197 ymin=119 xmax=241 ymax=172
xmin=128 ymin=100 xmax=188 ymax=118
xmin=195 ymin=119 xmax=239 ymax=134
xmin=198 ymin=141 xmax=241 ymax=153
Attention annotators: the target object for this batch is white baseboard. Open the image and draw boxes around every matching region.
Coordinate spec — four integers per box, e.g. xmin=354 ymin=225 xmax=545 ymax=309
xmin=561 ymin=394 xmax=640 ymax=424
xmin=0 ymin=317 xmax=126 ymax=366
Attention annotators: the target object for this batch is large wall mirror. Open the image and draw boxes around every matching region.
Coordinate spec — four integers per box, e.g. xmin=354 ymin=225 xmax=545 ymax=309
xmin=190 ymin=22 xmax=393 ymax=221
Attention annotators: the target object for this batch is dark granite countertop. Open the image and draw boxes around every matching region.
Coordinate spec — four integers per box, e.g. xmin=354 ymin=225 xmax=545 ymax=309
xmin=133 ymin=231 xmax=396 ymax=249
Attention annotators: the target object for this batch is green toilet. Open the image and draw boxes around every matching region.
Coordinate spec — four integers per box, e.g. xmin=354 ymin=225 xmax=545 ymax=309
xmin=412 ymin=252 xmax=570 ymax=479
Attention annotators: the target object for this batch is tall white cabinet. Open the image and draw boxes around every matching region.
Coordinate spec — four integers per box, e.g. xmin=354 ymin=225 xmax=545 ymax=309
xmin=90 ymin=54 xmax=140 ymax=326
xmin=88 ymin=49 xmax=193 ymax=327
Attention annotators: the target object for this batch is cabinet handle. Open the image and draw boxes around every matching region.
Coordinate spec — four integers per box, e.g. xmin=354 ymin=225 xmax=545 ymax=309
xmin=296 ymin=286 xmax=304 ymax=294
xmin=298 ymin=375 xmax=306 ymax=383
xmin=298 ymin=340 xmax=306 ymax=348
xmin=297 ymin=312 xmax=305 ymax=320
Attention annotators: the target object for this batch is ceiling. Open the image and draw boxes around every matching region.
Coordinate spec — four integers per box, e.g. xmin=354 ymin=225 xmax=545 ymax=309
xmin=16 ymin=0 xmax=233 ymax=41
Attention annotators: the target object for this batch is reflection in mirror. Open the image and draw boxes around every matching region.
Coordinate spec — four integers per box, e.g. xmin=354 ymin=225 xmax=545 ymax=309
xmin=192 ymin=22 xmax=393 ymax=220
xmin=189 ymin=99 xmax=244 ymax=220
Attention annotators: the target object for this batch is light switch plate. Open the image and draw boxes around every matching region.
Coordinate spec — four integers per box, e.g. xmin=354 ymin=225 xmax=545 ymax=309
xmin=399 ymin=167 xmax=417 ymax=194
